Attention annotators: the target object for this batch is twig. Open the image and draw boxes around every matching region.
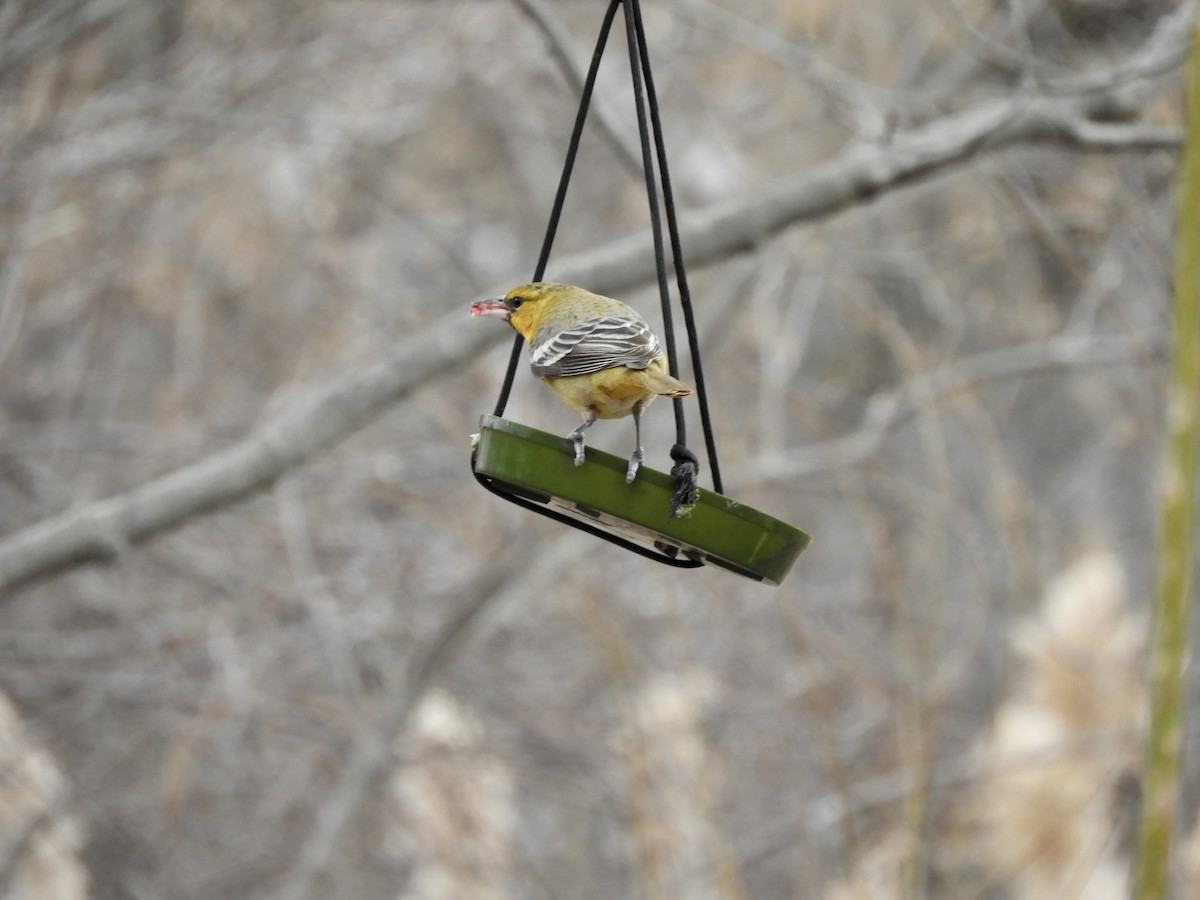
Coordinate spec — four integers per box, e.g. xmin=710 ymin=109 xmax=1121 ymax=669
xmin=1133 ymin=3 xmax=1200 ymax=895
xmin=0 ymin=68 xmax=1184 ymax=596
xmin=745 ymin=333 xmax=1161 ymax=483
xmin=510 ymin=0 xmax=645 ymax=178
xmin=267 ymin=534 xmax=579 ymax=900
xmin=670 ymin=0 xmax=894 ymax=139
xmin=268 ymin=562 xmax=521 ymax=900
xmin=0 ymin=311 xmax=497 ymax=595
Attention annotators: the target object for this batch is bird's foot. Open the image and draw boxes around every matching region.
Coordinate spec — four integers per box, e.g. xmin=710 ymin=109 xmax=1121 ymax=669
xmin=566 ymin=411 xmax=597 ymax=469
xmin=625 ymin=449 xmax=644 ymax=484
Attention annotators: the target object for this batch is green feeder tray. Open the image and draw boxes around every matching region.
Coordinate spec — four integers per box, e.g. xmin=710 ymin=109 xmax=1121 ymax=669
xmin=472 ymin=414 xmax=811 ymax=585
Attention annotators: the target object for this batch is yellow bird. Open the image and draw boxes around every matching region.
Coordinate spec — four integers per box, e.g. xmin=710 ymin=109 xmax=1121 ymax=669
xmin=472 ymin=282 xmax=691 ymax=483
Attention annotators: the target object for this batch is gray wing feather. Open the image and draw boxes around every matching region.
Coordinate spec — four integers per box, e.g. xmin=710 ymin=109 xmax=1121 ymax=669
xmin=530 ymin=315 xmax=661 ymax=378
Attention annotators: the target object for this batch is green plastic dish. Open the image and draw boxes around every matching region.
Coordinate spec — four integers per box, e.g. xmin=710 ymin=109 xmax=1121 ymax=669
xmin=472 ymin=415 xmax=811 ymax=585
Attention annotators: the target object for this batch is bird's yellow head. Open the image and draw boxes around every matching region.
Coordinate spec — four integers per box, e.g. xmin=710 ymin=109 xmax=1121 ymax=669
xmin=469 ymin=282 xmax=580 ymax=342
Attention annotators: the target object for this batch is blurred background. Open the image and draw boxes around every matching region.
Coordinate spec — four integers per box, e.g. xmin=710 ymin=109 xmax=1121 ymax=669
xmin=0 ymin=0 xmax=1195 ymax=897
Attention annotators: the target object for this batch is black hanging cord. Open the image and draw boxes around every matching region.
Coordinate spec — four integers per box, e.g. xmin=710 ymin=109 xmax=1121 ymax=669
xmin=619 ymin=0 xmax=711 ymax=512
xmin=473 ymin=478 xmax=704 ymax=568
xmin=492 ymin=0 xmax=622 ymax=420
xmin=620 ymin=0 xmax=680 ymax=421
xmin=628 ymin=0 xmax=722 ymax=495
xmin=476 ymin=0 xmax=721 ymax=565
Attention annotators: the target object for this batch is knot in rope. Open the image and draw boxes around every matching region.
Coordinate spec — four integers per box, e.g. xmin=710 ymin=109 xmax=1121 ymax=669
xmin=668 ymin=443 xmax=699 ymax=519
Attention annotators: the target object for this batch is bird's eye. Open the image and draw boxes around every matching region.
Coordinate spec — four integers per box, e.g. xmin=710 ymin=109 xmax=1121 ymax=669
xmin=509 ymin=297 xmax=524 ymax=309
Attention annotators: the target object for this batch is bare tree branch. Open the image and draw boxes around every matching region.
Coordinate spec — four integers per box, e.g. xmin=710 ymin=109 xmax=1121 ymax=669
xmin=510 ymin=0 xmax=645 ymax=177
xmin=672 ymin=0 xmax=895 ymax=138
xmin=0 ymin=0 xmax=142 ymax=82
xmin=0 ymin=312 xmax=494 ymax=595
xmin=744 ymin=333 xmax=1162 ymax=484
xmin=267 ymin=533 xmax=585 ymax=900
xmin=0 ymin=62 xmax=1182 ymax=597
xmin=268 ymin=559 xmax=526 ymax=900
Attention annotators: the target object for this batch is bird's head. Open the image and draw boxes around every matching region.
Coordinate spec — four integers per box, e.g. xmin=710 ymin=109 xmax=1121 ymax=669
xmin=470 ymin=282 xmax=574 ymax=341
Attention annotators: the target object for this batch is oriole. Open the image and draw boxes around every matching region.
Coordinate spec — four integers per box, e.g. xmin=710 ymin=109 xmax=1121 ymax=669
xmin=471 ymin=282 xmax=691 ymax=483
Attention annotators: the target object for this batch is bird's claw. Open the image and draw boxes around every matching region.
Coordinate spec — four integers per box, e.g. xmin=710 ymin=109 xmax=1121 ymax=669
xmin=572 ymin=436 xmax=586 ymax=467
xmin=625 ymin=450 xmax=644 ymax=484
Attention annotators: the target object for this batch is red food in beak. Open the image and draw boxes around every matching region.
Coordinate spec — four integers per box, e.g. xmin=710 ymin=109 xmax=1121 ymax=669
xmin=470 ymin=299 xmax=510 ymax=319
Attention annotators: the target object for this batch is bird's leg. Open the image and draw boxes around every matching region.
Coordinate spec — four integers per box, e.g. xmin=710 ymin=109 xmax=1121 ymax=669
xmin=566 ymin=409 xmax=597 ymax=467
xmin=626 ymin=403 xmax=645 ymax=484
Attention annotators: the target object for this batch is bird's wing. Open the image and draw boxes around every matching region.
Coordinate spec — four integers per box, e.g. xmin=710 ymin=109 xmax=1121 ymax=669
xmin=530 ymin=315 xmax=661 ymax=378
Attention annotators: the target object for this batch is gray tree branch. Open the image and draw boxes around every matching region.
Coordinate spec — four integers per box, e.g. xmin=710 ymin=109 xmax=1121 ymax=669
xmin=744 ymin=333 xmax=1162 ymax=484
xmin=510 ymin=0 xmax=646 ymax=177
xmin=0 ymin=59 xmax=1184 ymax=597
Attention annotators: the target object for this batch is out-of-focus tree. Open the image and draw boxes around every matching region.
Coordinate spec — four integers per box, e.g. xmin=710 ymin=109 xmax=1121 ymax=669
xmin=0 ymin=0 xmax=1194 ymax=897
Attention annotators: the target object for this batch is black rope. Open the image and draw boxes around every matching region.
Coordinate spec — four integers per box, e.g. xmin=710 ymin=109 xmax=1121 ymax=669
xmin=491 ymin=337 xmax=524 ymax=419
xmin=620 ymin=1 xmax=679 ymax=414
xmin=532 ymin=0 xmax=622 ymax=285
xmin=473 ymin=459 xmax=702 ymax=568
xmin=477 ymin=0 xmax=722 ymax=559
xmin=622 ymin=0 xmax=698 ymax=515
xmin=493 ymin=0 xmax=623 ymax=419
xmin=628 ymin=0 xmax=722 ymax=495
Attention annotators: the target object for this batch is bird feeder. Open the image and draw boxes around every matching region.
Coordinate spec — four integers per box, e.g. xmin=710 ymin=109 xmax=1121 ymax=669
xmin=471 ymin=0 xmax=810 ymax=584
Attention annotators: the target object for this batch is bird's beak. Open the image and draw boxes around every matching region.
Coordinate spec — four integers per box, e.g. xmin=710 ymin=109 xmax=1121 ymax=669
xmin=470 ymin=298 xmax=511 ymax=320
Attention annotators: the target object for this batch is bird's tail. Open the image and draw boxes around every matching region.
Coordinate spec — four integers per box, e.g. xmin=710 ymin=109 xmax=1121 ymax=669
xmin=639 ymin=369 xmax=692 ymax=398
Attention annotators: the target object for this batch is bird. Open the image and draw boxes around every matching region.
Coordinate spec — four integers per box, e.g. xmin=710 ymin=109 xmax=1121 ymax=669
xmin=471 ymin=282 xmax=691 ymax=483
